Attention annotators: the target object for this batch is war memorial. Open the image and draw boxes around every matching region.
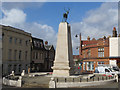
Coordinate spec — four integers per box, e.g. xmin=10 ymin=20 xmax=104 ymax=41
xmin=2 ymin=10 xmax=119 ymax=89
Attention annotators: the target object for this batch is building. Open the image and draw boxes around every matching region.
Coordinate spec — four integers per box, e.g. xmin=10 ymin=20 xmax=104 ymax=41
xmin=109 ymin=29 xmax=120 ymax=68
xmin=1 ymin=25 xmax=31 ymax=76
xmin=31 ymin=39 xmax=55 ymax=72
xmin=73 ymin=55 xmax=81 ymax=66
xmin=44 ymin=41 xmax=55 ymax=72
xmin=79 ymin=27 xmax=120 ymax=73
xmin=30 ymin=37 xmax=45 ymax=72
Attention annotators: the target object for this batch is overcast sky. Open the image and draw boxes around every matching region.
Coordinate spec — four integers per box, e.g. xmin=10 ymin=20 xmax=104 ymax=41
xmin=0 ymin=2 xmax=118 ymax=55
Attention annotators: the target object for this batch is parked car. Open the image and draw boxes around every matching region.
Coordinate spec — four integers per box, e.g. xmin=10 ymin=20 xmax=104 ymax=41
xmin=94 ymin=65 xmax=120 ymax=77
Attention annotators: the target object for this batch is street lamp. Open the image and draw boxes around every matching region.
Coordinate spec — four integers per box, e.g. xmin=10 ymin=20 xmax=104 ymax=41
xmin=75 ymin=33 xmax=81 ymax=50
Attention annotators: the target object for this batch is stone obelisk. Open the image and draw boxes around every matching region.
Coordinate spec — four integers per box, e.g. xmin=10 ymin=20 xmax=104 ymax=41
xmin=52 ymin=10 xmax=74 ymax=77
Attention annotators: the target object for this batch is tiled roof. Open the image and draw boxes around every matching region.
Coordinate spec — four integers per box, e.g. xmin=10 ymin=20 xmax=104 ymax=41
xmin=73 ymin=55 xmax=80 ymax=59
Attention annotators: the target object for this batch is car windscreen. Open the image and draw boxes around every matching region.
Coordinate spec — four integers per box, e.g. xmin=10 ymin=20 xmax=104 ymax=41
xmin=113 ymin=67 xmax=119 ymax=71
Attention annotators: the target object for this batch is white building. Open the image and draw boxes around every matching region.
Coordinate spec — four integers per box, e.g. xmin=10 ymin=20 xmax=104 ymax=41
xmin=109 ymin=27 xmax=120 ymax=68
xmin=109 ymin=37 xmax=120 ymax=57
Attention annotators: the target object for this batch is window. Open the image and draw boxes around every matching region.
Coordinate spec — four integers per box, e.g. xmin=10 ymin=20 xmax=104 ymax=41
xmin=19 ymin=50 xmax=22 ymax=60
xmin=25 ymin=51 xmax=27 ymax=60
xmin=8 ymin=49 xmax=12 ymax=60
xmin=98 ymin=48 xmax=104 ymax=57
xmin=18 ymin=65 xmax=21 ymax=72
xmin=14 ymin=50 xmax=17 ymax=60
xmin=46 ymin=52 xmax=48 ymax=58
xmin=105 ymin=69 xmax=110 ymax=72
xmin=87 ymin=62 xmax=90 ymax=70
xmin=9 ymin=37 xmax=12 ymax=43
xmin=26 ymin=40 xmax=28 ymax=46
xmin=41 ymin=53 xmax=43 ymax=60
xmin=83 ymin=62 xmax=86 ymax=70
xmin=86 ymin=62 xmax=94 ymax=71
xmin=37 ymin=42 xmax=40 ymax=47
xmin=14 ymin=65 xmax=17 ymax=72
xmin=38 ymin=52 xmax=40 ymax=59
xmin=8 ymin=64 xmax=12 ymax=74
xmin=33 ymin=52 xmax=35 ymax=59
xmin=26 ymin=64 xmax=28 ymax=72
xmin=88 ymin=49 xmax=91 ymax=57
xmin=36 ymin=52 xmax=38 ymax=59
xmin=41 ymin=42 xmax=43 ymax=48
xmin=34 ymin=41 xmax=37 ymax=47
xmin=14 ymin=38 xmax=17 ymax=44
xmin=83 ymin=51 xmax=86 ymax=58
xmin=98 ymin=61 xmax=104 ymax=65
xmin=19 ymin=39 xmax=22 ymax=45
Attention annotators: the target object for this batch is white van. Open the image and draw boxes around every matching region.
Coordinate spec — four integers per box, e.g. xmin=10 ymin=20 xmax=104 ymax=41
xmin=94 ymin=65 xmax=120 ymax=77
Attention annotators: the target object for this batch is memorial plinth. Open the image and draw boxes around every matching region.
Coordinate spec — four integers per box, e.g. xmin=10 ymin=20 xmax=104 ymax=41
xmin=52 ymin=22 xmax=74 ymax=77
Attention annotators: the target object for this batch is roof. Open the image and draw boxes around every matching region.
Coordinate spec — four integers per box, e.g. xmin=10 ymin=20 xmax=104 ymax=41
xmin=1 ymin=24 xmax=31 ymax=36
xmin=32 ymin=37 xmax=43 ymax=42
xmin=44 ymin=45 xmax=54 ymax=50
xmin=82 ymin=40 xmax=98 ymax=45
xmin=73 ymin=55 xmax=80 ymax=59
xmin=81 ymin=37 xmax=109 ymax=48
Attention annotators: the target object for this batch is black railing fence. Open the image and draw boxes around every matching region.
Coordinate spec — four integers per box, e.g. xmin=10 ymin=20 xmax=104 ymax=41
xmin=54 ymin=75 xmax=115 ymax=83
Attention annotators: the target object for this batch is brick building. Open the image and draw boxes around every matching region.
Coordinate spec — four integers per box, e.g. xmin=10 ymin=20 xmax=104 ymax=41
xmin=79 ymin=27 xmax=120 ymax=73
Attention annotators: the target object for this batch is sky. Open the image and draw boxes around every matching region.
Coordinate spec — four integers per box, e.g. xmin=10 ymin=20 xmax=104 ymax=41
xmin=0 ymin=1 xmax=119 ymax=55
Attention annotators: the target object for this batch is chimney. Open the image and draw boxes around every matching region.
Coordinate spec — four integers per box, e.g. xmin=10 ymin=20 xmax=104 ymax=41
xmin=87 ymin=36 xmax=90 ymax=41
xmin=112 ymin=27 xmax=117 ymax=37
xmin=103 ymin=36 xmax=106 ymax=40
xmin=45 ymin=41 xmax=48 ymax=45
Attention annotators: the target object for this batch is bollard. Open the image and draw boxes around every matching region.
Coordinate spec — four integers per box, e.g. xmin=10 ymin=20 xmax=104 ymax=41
xmin=93 ymin=77 xmax=94 ymax=81
xmin=102 ymin=77 xmax=104 ymax=80
xmin=98 ymin=77 xmax=99 ymax=81
xmin=65 ymin=78 xmax=67 ymax=82
xmin=115 ymin=74 xmax=118 ymax=82
xmin=73 ymin=78 xmax=74 ymax=82
xmin=49 ymin=78 xmax=56 ymax=88
xmin=106 ymin=76 xmax=107 ymax=80
xmin=80 ymin=78 xmax=82 ymax=82
xmin=57 ymin=78 xmax=58 ymax=82
xmin=87 ymin=78 xmax=88 ymax=82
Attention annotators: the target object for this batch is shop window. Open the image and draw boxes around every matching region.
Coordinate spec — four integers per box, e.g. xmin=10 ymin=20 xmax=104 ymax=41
xmin=83 ymin=62 xmax=86 ymax=70
xmin=86 ymin=62 xmax=94 ymax=71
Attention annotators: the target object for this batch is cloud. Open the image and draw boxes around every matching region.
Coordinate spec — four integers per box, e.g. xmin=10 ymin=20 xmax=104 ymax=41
xmin=0 ymin=2 xmax=118 ymax=55
xmin=0 ymin=8 xmax=57 ymax=47
xmin=71 ymin=2 xmax=118 ymax=55
xmin=1 ymin=9 xmax=26 ymax=26
xmin=2 ymin=2 xmax=45 ymax=10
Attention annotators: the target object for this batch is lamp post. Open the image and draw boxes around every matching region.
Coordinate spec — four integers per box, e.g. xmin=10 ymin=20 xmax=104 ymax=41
xmin=75 ymin=33 xmax=82 ymax=74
